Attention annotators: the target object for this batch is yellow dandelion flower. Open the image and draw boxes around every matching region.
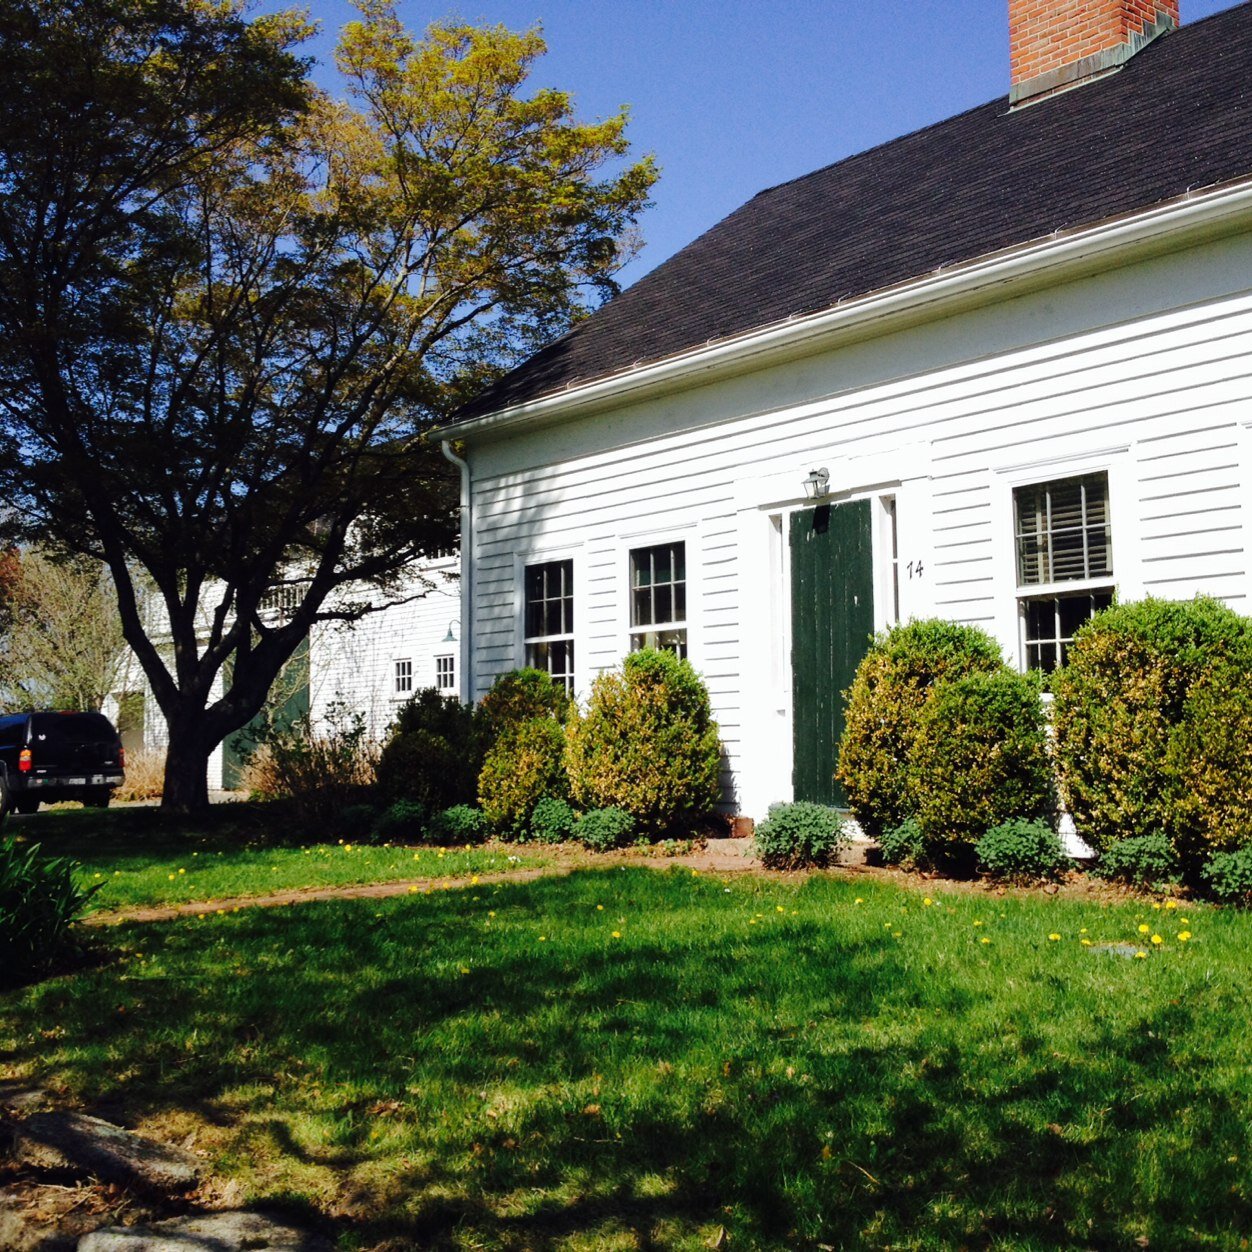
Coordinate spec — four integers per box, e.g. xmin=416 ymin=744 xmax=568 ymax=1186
xmin=883 ymin=922 xmax=892 ymax=929
xmin=980 ymin=937 xmax=991 ymax=945
xmin=1178 ymin=931 xmax=1191 ymax=942
xmin=750 ymin=919 xmax=758 ymax=925
xmin=692 ymin=870 xmax=700 ymax=877
xmin=1048 ymin=933 xmax=1061 ymax=941
xmin=596 ymin=905 xmax=604 ymax=911
xmin=344 ymin=844 xmax=353 ymax=853
xmin=923 ymin=898 xmax=933 ymax=907
xmin=776 ymin=906 xmax=786 ymax=913
xmin=1151 ymin=934 xmax=1164 ymax=945
xmin=1081 ymin=938 xmax=1092 ymax=946
xmin=1152 ymin=902 xmax=1161 ymax=910
xmin=1135 ymin=951 xmax=1148 ymax=959
xmin=1079 ymin=927 xmax=1088 ymax=934
xmin=538 ymin=935 xmax=547 ymax=942
xmin=821 ymin=1145 xmax=833 ymax=1160
xmin=409 ymin=886 xmax=417 ymax=894
xmin=1165 ymin=900 xmax=1178 ymax=910
xmin=892 ymin=931 xmax=902 ymax=938
xmin=611 ymin=931 xmax=622 ymax=939
xmin=488 ymin=910 xmax=496 ymax=918
xmin=178 ymin=868 xmax=186 ymax=875
xmin=168 ymin=873 xmax=176 ymax=881
xmin=460 ymin=967 xmax=470 ymax=975
xmin=471 ymin=875 xmax=480 ymax=885
xmin=973 ymin=920 xmax=983 ymax=927
xmin=1138 ymin=924 xmax=1150 ymax=934
xmin=1181 ymin=918 xmax=1190 ymax=926
xmin=854 ymin=897 xmax=864 ymax=905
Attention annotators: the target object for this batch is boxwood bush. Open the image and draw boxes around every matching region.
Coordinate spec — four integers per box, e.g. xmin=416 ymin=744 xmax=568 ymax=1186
xmin=478 ymin=717 xmax=569 ymax=837
xmin=376 ymin=689 xmax=483 ymax=811
xmin=837 ymin=620 xmax=1004 ymax=838
xmin=476 ymin=667 xmax=572 ymax=738
xmin=577 ymin=807 xmax=636 ymax=851
xmin=530 ymin=796 xmax=577 ymax=844
xmin=975 ymin=818 xmax=1070 ymax=884
xmin=1052 ymin=596 xmax=1252 ymax=855
xmin=753 ymin=801 xmax=847 ymax=870
xmin=910 ymin=670 xmax=1055 ymax=857
xmin=565 ymin=649 xmax=721 ymax=836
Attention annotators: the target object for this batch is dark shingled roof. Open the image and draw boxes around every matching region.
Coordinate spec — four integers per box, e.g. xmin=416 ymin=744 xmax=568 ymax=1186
xmin=457 ymin=2 xmax=1252 ymax=422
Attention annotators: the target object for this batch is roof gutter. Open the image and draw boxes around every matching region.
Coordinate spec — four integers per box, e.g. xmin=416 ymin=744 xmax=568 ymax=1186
xmin=439 ymin=176 xmax=1252 ymax=442
xmin=440 ymin=439 xmax=472 ymax=702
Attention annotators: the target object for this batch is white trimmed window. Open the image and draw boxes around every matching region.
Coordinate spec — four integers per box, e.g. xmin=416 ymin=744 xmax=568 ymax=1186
xmin=524 ymin=559 xmax=575 ymax=693
xmin=1014 ymin=471 xmax=1113 ymax=671
xmin=629 ymin=541 xmax=687 ymax=658
xmin=434 ymin=654 xmax=456 ymax=692
xmin=394 ymin=658 xmax=413 ymax=695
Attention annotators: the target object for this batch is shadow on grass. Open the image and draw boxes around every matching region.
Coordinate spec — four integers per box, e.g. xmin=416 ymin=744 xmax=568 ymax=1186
xmin=3 ymin=868 xmax=1251 ymax=1249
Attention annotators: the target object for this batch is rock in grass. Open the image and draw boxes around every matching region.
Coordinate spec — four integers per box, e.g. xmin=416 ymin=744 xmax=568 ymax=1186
xmin=78 ymin=1211 xmax=332 ymax=1251
xmin=12 ymin=1111 xmax=200 ymax=1190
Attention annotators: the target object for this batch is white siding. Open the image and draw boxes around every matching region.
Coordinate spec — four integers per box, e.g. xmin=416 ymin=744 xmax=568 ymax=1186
xmin=464 ymin=231 xmax=1252 ymax=818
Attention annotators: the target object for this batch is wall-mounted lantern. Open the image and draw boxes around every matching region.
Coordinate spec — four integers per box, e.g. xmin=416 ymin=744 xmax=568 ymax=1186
xmin=802 ymin=467 xmax=830 ymax=501
xmin=441 ymin=619 xmax=458 ymax=644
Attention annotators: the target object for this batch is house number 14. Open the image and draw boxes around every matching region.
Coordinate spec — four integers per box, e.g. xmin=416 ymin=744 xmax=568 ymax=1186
xmin=907 ymin=560 xmax=924 ymax=580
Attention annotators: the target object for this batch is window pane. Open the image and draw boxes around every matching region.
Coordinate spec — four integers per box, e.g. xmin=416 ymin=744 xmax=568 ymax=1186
xmin=631 ymin=628 xmax=687 ymax=659
xmin=1014 ymin=472 xmax=1111 ymax=585
xmin=523 ymin=559 xmax=573 ymax=642
xmin=630 ymin=543 xmax=687 ymax=630
xmin=1058 ymin=593 xmax=1093 ymax=639
xmin=633 ymin=586 xmax=652 ymax=627
xmin=654 ymin=584 xmax=673 ymax=626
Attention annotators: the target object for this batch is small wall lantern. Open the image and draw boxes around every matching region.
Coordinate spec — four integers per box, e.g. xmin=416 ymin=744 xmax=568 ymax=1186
xmin=802 ymin=467 xmax=830 ymax=501
xmin=441 ymin=619 xmax=458 ymax=644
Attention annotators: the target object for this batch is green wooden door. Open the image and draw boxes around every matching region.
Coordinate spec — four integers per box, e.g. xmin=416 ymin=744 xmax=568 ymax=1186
xmin=790 ymin=501 xmax=875 ymax=806
xmin=222 ymin=635 xmax=310 ymax=790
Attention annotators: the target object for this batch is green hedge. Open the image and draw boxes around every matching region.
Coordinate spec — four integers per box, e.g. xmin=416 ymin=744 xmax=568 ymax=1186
xmin=376 ymin=689 xmax=483 ymax=811
xmin=565 ymin=649 xmax=721 ymax=836
xmin=836 ymin=620 xmax=1005 ymax=838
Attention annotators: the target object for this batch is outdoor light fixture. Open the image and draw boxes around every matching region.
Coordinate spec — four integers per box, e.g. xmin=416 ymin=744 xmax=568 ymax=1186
xmin=803 ymin=467 xmax=830 ymax=500
xmin=441 ymin=619 xmax=458 ymax=644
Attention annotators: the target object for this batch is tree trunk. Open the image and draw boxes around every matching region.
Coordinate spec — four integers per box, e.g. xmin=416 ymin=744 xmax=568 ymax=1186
xmin=160 ymin=731 xmax=213 ymax=813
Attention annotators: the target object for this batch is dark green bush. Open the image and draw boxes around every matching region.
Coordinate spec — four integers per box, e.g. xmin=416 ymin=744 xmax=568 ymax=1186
xmin=1203 ymin=848 xmax=1252 ymax=905
xmin=976 ymin=818 xmax=1070 ymax=884
xmin=565 ymin=649 xmax=721 ymax=836
xmin=577 ymin=807 xmax=635 ymax=851
xmin=478 ymin=718 xmax=568 ymax=837
xmin=376 ymin=689 xmax=483 ymax=811
xmin=477 ymin=668 xmax=571 ymax=738
xmin=1052 ymin=596 xmax=1252 ymax=853
xmin=1092 ymin=833 xmax=1182 ymax=892
xmin=911 ymin=670 xmax=1055 ymax=855
xmin=428 ymin=804 xmax=488 ymax=846
xmin=877 ymin=816 xmax=927 ymax=870
xmin=753 ymin=801 xmax=846 ymax=870
xmin=530 ymin=796 xmax=577 ymax=844
xmin=837 ymin=620 xmax=1004 ymax=838
xmin=374 ymin=799 xmax=429 ymax=843
xmin=1 ymin=837 xmax=97 ymax=987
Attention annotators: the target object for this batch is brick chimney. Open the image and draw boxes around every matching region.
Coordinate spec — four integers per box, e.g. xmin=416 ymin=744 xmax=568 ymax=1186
xmin=1010 ymin=1 xmax=1179 ymax=107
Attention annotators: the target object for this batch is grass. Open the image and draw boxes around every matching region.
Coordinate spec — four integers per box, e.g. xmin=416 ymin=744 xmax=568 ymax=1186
xmin=6 ymin=806 xmax=545 ymax=912
xmin=3 ymin=868 xmax=1251 ymax=1249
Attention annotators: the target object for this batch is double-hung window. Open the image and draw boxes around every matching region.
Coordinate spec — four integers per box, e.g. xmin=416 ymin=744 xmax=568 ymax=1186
xmin=434 ymin=655 xmax=456 ymax=692
xmin=524 ymin=559 xmax=575 ymax=693
xmin=629 ymin=541 xmax=687 ymax=657
xmin=394 ymin=658 xmax=413 ymax=695
xmin=1014 ymin=471 xmax=1113 ymax=671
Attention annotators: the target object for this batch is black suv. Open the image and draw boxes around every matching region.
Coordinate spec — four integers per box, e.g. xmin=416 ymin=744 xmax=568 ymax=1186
xmin=0 ymin=711 xmax=125 ymax=817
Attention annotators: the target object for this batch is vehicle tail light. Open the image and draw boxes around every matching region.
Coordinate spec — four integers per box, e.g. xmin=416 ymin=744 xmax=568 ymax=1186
xmin=18 ymin=748 xmax=31 ymax=773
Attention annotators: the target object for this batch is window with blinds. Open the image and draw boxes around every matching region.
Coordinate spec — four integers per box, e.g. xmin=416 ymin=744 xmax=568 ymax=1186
xmin=1014 ymin=472 xmax=1112 ymax=586
xmin=1013 ymin=472 xmax=1114 ymax=672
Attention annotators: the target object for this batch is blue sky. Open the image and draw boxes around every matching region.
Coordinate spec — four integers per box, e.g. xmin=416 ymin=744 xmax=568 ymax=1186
xmin=299 ymin=0 xmax=1240 ymax=288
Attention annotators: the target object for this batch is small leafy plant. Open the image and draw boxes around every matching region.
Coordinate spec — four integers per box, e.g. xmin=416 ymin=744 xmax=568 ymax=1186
xmin=428 ymin=805 xmax=489 ymax=846
xmin=577 ymin=807 xmax=636 ymax=851
xmin=374 ymin=799 xmax=429 ymax=843
xmin=529 ymin=796 xmax=577 ymax=844
xmin=1203 ymin=848 xmax=1252 ymax=904
xmin=753 ymin=801 xmax=846 ymax=870
xmin=1092 ymin=833 xmax=1182 ymax=892
xmin=877 ymin=817 xmax=927 ymax=870
xmin=975 ymin=818 xmax=1070 ymax=884
xmin=1 ymin=836 xmax=98 ymax=987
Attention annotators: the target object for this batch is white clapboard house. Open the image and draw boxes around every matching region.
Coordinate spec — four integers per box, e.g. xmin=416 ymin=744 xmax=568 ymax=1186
xmin=433 ymin=0 xmax=1252 ymax=822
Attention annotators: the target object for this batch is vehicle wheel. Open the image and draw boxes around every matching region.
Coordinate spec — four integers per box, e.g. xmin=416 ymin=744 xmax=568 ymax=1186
xmin=84 ymin=789 xmax=112 ymax=809
xmin=13 ymin=797 xmax=39 ymax=815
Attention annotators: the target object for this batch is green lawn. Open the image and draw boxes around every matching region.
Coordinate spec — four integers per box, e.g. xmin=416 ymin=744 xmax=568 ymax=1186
xmin=3 ymin=869 xmax=1249 ymax=1250
xmin=7 ymin=806 xmax=545 ymax=912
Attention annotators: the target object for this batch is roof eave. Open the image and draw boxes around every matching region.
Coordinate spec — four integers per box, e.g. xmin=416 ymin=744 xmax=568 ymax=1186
xmin=438 ymin=176 xmax=1252 ymax=444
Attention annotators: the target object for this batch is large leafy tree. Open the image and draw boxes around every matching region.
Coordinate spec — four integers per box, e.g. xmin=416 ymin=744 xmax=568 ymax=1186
xmin=0 ymin=0 xmax=656 ymax=809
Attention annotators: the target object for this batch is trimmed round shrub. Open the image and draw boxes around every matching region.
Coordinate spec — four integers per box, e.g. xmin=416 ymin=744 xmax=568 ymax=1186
xmin=1092 ymin=833 xmax=1181 ymax=892
xmin=374 ymin=799 xmax=429 ymax=843
xmin=577 ymin=807 xmax=636 ymax=851
xmin=976 ymin=818 xmax=1070 ymax=884
xmin=910 ymin=670 xmax=1055 ymax=856
xmin=753 ymin=801 xmax=847 ymax=870
xmin=478 ymin=718 xmax=568 ymax=837
xmin=376 ymin=689 xmax=483 ymax=811
xmin=530 ymin=796 xmax=577 ymax=844
xmin=878 ymin=816 xmax=927 ymax=870
xmin=1164 ymin=661 xmax=1252 ymax=857
xmin=1203 ymin=848 xmax=1252 ymax=905
xmin=565 ymin=649 xmax=721 ymax=836
xmin=477 ymin=668 xmax=572 ymax=739
xmin=428 ymin=804 xmax=488 ymax=846
xmin=1052 ymin=596 xmax=1251 ymax=853
xmin=1 ymin=837 xmax=98 ymax=987
xmin=837 ymin=620 xmax=1004 ymax=838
